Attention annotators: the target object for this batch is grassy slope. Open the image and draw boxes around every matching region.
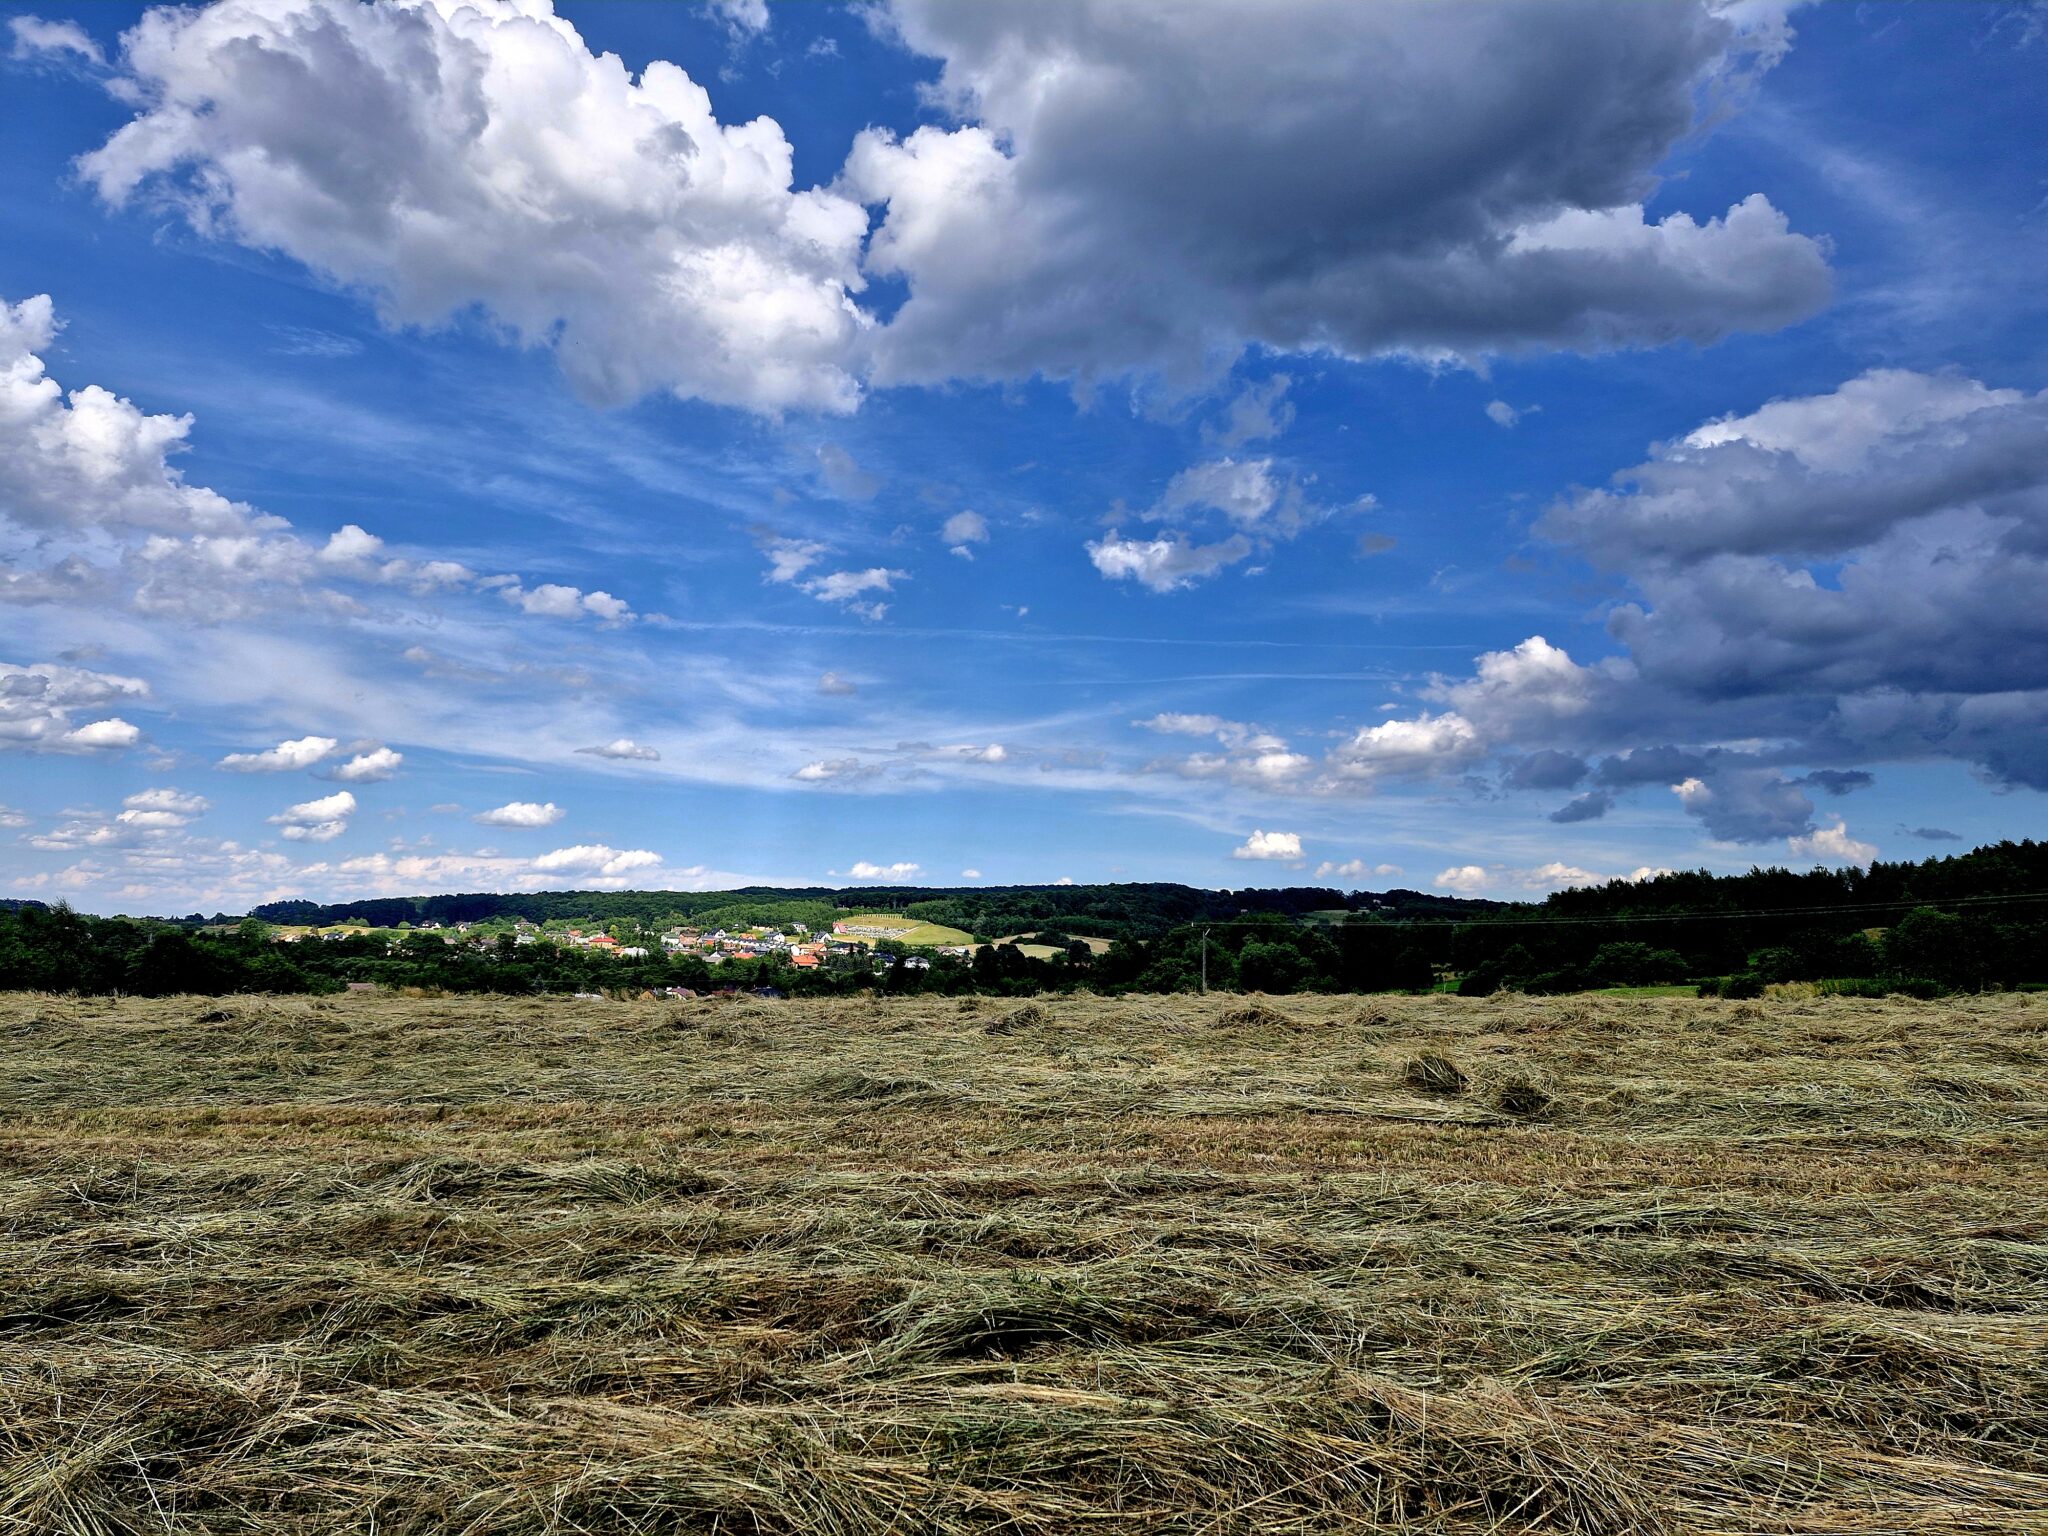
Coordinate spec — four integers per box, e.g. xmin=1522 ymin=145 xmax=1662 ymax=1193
xmin=996 ymin=933 xmax=1115 ymax=957
xmin=829 ymin=913 xmax=975 ymax=948
xmin=2 ymin=990 xmax=2045 ymax=1533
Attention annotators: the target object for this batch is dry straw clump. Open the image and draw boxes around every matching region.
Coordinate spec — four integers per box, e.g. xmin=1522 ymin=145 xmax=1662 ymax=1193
xmin=1476 ymin=1064 xmax=1560 ymax=1118
xmin=1217 ymin=999 xmax=1298 ymax=1031
xmin=1 ymin=988 xmax=2044 ymax=1534
xmin=987 ymin=1000 xmax=1051 ymax=1034
xmin=1402 ymin=1051 xmax=1469 ymax=1094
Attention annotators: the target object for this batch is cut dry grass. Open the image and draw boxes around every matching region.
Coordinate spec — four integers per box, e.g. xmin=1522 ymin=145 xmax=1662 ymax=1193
xmin=1 ymin=989 xmax=2045 ymax=1533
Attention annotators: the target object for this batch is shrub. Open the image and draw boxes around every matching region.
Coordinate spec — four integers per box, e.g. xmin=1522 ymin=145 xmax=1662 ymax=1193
xmin=1700 ymin=974 xmax=1765 ymax=1000
xmin=1236 ymin=942 xmax=1313 ymax=995
xmin=1884 ymin=977 xmax=1948 ymax=1000
xmin=1816 ymin=975 xmax=1945 ymax=1000
xmin=1588 ymin=942 xmax=1688 ymax=987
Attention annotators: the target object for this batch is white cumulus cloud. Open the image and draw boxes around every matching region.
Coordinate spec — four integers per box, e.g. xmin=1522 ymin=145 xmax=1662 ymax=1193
xmin=792 ymin=757 xmax=880 ymax=783
xmin=1316 ymin=859 xmax=1402 ymax=880
xmin=759 ymin=535 xmax=826 ymax=585
xmin=1136 ymin=712 xmax=1234 ymax=738
xmin=804 ymin=567 xmax=905 ymax=611
xmin=269 ymin=788 xmax=356 ymax=843
xmin=531 ymin=844 xmax=662 ymax=879
xmin=1788 ymin=818 xmax=1878 ymax=866
xmin=117 ymin=787 xmax=209 ymax=829
xmin=1232 ymin=829 xmax=1303 ymax=862
xmin=62 ymin=718 xmax=144 ymax=751
xmin=0 ymin=661 xmax=152 ymax=757
xmin=1327 ymin=713 xmax=1482 ymax=785
xmin=219 ymin=734 xmax=338 ymax=773
xmin=1087 ymin=530 xmax=1253 ymax=592
xmin=474 ymin=800 xmax=565 ymax=828
xmin=846 ymin=860 xmax=920 ymax=880
xmin=82 ymin=0 xmax=871 ymax=414
xmin=331 ymin=746 xmax=403 ymax=783
xmin=942 ymin=509 xmax=989 ymax=557
xmin=499 ymin=583 xmax=634 ymax=623
xmin=1156 ymin=458 xmax=1283 ymax=529
xmin=0 ymin=294 xmax=271 ymax=538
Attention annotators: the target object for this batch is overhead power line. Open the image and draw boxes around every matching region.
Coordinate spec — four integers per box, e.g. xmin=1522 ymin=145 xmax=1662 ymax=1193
xmin=1398 ymin=891 xmax=2048 ymax=929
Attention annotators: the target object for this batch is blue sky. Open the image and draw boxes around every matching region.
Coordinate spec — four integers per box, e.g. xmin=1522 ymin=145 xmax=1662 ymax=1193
xmin=2 ymin=0 xmax=2045 ymax=915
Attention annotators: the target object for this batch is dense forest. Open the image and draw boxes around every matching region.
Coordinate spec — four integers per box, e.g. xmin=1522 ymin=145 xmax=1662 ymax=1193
xmin=4 ymin=840 xmax=2042 ymax=997
xmin=1450 ymin=839 xmax=2048 ymax=995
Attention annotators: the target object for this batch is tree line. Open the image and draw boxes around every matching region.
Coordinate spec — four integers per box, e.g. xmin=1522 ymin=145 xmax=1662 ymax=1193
xmin=5 ymin=839 xmax=2042 ymax=997
xmin=0 ymin=905 xmax=1430 ymax=998
xmin=1449 ymin=840 xmax=2048 ymax=995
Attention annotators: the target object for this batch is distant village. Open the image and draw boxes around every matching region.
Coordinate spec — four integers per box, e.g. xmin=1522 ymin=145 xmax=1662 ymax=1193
xmin=273 ymin=914 xmax=978 ymax=975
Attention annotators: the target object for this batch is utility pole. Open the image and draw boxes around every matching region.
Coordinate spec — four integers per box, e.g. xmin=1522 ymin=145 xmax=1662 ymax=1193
xmin=1201 ymin=927 xmax=1211 ymax=994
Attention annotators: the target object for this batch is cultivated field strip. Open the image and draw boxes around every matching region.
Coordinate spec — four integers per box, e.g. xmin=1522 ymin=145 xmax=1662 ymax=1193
xmin=1 ymin=991 xmax=2044 ymax=1533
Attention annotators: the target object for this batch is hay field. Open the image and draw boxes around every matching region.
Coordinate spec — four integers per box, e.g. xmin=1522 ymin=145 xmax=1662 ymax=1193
xmin=3 ymin=990 xmax=2045 ymax=1534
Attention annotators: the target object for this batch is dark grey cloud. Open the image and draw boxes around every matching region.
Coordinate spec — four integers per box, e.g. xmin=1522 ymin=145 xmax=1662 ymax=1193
xmin=1906 ymin=826 xmax=1960 ymax=842
xmin=1582 ymin=748 xmax=1834 ymax=843
xmin=850 ymin=0 xmax=1827 ymax=389
xmin=1802 ymin=769 xmax=1873 ymax=796
xmin=1814 ymin=687 xmax=2048 ymax=792
xmin=1505 ymin=749 xmax=1588 ymax=791
xmin=1608 ymin=518 xmax=2048 ymax=704
xmin=1593 ymin=745 xmax=1709 ymax=788
xmin=1514 ymin=367 xmax=2048 ymax=796
xmin=1543 ymin=373 xmax=2048 ymax=566
xmin=1672 ymin=767 xmax=1816 ymax=844
xmin=1547 ymin=790 xmax=1613 ymax=824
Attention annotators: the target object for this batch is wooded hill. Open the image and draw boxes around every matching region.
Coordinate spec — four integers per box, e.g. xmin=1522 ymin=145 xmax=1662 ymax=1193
xmin=246 ymin=881 xmax=1508 ymax=942
xmin=239 ymin=840 xmax=2048 ymax=943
